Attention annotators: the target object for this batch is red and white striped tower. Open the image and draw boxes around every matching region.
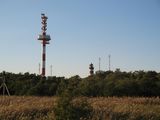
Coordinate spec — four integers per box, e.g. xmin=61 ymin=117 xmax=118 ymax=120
xmin=38 ymin=14 xmax=51 ymax=77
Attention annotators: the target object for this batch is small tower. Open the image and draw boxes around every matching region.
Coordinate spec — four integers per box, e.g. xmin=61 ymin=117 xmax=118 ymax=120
xmin=89 ymin=63 xmax=94 ymax=76
xmin=37 ymin=13 xmax=51 ymax=77
xmin=0 ymin=71 xmax=10 ymax=96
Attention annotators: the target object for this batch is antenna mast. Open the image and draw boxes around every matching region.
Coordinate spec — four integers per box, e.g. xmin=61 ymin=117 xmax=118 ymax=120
xmin=109 ymin=54 xmax=111 ymax=71
xmin=99 ymin=57 xmax=101 ymax=71
xmin=39 ymin=63 xmax=41 ymax=75
xmin=50 ymin=65 xmax=53 ymax=76
xmin=37 ymin=13 xmax=51 ymax=77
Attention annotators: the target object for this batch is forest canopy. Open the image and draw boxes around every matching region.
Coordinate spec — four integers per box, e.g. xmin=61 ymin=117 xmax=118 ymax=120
xmin=0 ymin=70 xmax=160 ymax=97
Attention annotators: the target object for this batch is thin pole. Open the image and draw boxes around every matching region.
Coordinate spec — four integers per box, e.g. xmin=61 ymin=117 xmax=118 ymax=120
xmin=50 ymin=65 xmax=52 ymax=76
xmin=109 ymin=55 xmax=111 ymax=71
xmin=39 ymin=63 xmax=41 ymax=75
xmin=99 ymin=57 xmax=101 ymax=71
xmin=4 ymin=84 xmax=10 ymax=96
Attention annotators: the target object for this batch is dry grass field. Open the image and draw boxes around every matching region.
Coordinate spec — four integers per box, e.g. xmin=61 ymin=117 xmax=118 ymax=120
xmin=0 ymin=96 xmax=160 ymax=120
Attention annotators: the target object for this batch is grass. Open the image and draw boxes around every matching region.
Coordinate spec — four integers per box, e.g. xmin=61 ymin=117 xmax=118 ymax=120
xmin=0 ymin=96 xmax=160 ymax=120
xmin=0 ymin=96 xmax=56 ymax=120
xmin=88 ymin=97 xmax=160 ymax=120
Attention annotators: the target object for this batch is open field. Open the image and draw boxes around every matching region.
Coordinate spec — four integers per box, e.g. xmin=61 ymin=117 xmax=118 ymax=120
xmin=0 ymin=96 xmax=160 ymax=120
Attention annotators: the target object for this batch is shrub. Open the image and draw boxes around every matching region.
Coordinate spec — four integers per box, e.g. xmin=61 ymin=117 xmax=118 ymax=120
xmin=54 ymin=90 xmax=92 ymax=120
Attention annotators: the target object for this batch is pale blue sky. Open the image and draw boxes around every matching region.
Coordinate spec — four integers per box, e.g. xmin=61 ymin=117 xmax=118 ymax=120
xmin=0 ymin=0 xmax=160 ymax=77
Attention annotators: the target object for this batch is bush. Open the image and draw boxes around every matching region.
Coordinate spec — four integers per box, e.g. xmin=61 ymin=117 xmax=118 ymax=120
xmin=54 ymin=90 xmax=92 ymax=120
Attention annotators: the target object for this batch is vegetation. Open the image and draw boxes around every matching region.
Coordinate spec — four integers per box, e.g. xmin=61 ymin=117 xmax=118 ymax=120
xmin=0 ymin=70 xmax=160 ymax=97
xmin=0 ymin=96 xmax=55 ymax=120
xmin=54 ymin=79 xmax=93 ymax=120
xmin=54 ymin=91 xmax=92 ymax=120
xmin=0 ymin=70 xmax=160 ymax=119
xmin=89 ymin=97 xmax=160 ymax=120
xmin=0 ymin=96 xmax=160 ymax=120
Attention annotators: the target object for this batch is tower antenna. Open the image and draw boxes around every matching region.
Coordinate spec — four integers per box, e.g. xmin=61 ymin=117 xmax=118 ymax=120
xmin=99 ymin=57 xmax=101 ymax=71
xmin=50 ymin=65 xmax=53 ymax=76
xmin=37 ymin=13 xmax=51 ymax=77
xmin=109 ymin=54 xmax=111 ymax=71
xmin=39 ymin=63 xmax=41 ymax=75
xmin=0 ymin=71 xmax=10 ymax=96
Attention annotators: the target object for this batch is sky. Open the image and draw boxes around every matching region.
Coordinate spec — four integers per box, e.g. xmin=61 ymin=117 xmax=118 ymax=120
xmin=0 ymin=0 xmax=160 ymax=78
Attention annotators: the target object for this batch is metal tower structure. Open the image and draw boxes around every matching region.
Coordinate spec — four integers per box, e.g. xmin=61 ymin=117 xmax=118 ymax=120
xmin=89 ymin=63 xmax=94 ymax=76
xmin=99 ymin=57 xmax=101 ymax=71
xmin=0 ymin=71 xmax=10 ymax=96
xmin=38 ymin=63 xmax=41 ymax=75
xmin=38 ymin=13 xmax=51 ymax=77
xmin=50 ymin=65 xmax=53 ymax=76
xmin=109 ymin=55 xmax=111 ymax=71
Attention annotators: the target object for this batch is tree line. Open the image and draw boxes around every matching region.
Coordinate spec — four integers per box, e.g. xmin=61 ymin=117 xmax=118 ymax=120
xmin=0 ymin=70 xmax=160 ymax=97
